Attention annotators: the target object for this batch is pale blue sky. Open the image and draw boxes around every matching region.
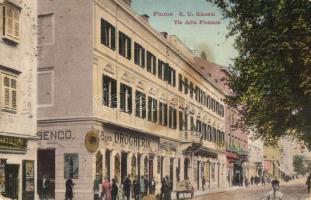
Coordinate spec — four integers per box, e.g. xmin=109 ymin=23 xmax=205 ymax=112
xmin=131 ymin=0 xmax=237 ymax=67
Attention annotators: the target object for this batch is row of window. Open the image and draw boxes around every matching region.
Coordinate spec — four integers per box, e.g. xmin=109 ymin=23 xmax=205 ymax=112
xmin=101 ymin=18 xmax=176 ymax=87
xmin=103 ymin=75 xmax=225 ymax=144
xmin=179 ymin=74 xmax=224 ymax=117
xmin=101 ymin=18 xmax=223 ymax=118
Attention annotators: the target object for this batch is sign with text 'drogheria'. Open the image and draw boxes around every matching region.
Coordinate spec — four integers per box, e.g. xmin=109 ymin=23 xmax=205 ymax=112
xmin=84 ymin=130 xmax=99 ymax=153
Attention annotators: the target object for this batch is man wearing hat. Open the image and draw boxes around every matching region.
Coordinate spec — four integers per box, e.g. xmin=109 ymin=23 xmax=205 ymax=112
xmin=264 ymin=179 xmax=284 ymax=200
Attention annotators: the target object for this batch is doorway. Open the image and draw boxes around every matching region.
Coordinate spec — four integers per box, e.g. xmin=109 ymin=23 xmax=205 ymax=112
xmin=121 ymin=152 xmax=127 ymax=182
xmin=37 ymin=149 xmax=55 ymax=199
xmin=184 ymin=158 xmax=190 ymax=179
xmin=5 ymin=164 xmax=19 ymax=199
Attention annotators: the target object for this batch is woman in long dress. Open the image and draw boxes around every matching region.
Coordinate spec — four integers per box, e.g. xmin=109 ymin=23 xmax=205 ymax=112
xmin=102 ymin=178 xmax=112 ymax=200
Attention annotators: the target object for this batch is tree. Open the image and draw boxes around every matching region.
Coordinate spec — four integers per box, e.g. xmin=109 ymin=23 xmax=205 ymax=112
xmin=293 ymin=155 xmax=305 ymax=175
xmin=208 ymin=0 xmax=311 ymax=146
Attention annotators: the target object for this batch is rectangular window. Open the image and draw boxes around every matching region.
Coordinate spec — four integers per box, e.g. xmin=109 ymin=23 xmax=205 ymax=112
xmin=134 ymin=42 xmax=145 ymax=68
xmin=148 ymin=97 xmax=157 ymax=122
xmin=120 ymin=83 xmax=132 ymax=113
xmin=216 ymin=102 xmax=220 ymax=115
xmin=103 ymin=75 xmax=117 ymax=108
xmin=158 ymin=59 xmax=165 ymax=80
xmin=135 ymin=90 xmax=146 ymax=118
xmin=190 ymin=116 xmax=195 ymax=131
xmin=64 ymin=153 xmax=79 ymax=179
xmin=1 ymin=73 xmax=17 ymax=112
xmin=179 ymin=110 xmax=183 ymax=130
xmin=207 ymin=95 xmax=210 ymax=109
xmin=146 ymin=51 xmax=156 ymax=75
xmin=159 ymin=102 xmax=168 ymax=126
xmin=165 ymin=64 xmax=176 ymax=86
xmin=169 ymin=107 xmax=177 ymax=129
xmin=101 ymin=19 xmax=115 ymax=50
xmin=196 ymin=120 xmax=202 ymax=133
xmin=1 ymin=3 xmax=20 ymax=43
xmin=207 ymin=125 xmax=212 ymax=141
xmin=202 ymin=123 xmax=207 ymax=140
xmin=212 ymin=127 xmax=217 ymax=143
xmin=119 ymin=31 xmax=131 ymax=59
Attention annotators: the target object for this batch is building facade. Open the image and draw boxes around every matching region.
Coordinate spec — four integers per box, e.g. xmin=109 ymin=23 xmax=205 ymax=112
xmin=0 ymin=0 xmax=37 ymax=199
xmin=194 ymin=57 xmax=248 ymax=187
xmin=37 ymin=0 xmax=227 ymax=199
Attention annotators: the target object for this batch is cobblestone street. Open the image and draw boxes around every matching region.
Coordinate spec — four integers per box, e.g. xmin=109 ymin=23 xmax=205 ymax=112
xmin=193 ymin=181 xmax=308 ymax=200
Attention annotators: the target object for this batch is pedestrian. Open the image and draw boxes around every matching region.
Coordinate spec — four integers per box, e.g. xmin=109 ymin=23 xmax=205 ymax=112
xmin=264 ymin=179 xmax=283 ymax=200
xmin=65 ymin=177 xmax=75 ymax=200
xmin=244 ymin=177 xmax=248 ymax=187
xmin=250 ymin=176 xmax=254 ymax=186
xmin=160 ymin=178 xmax=166 ymax=200
xmin=111 ymin=178 xmax=118 ymax=200
xmin=202 ymin=176 xmax=206 ymax=191
xmin=133 ymin=176 xmax=140 ymax=200
xmin=164 ymin=176 xmax=172 ymax=200
xmin=261 ymin=176 xmax=266 ymax=186
xmin=144 ymin=175 xmax=149 ymax=195
xmin=93 ymin=173 xmax=101 ymax=200
xmin=306 ymin=173 xmax=311 ymax=194
xmin=123 ymin=176 xmax=131 ymax=200
xmin=149 ymin=177 xmax=156 ymax=194
xmin=102 ymin=178 xmax=112 ymax=200
xmin=140 ymin=176 xmax=145 ymax=198
xmin=41 ymin=174 xmax=49 ymax=200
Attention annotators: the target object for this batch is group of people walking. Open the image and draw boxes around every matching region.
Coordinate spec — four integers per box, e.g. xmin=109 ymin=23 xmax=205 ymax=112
xmin=93 ymin=174 xmax=158 ymax=200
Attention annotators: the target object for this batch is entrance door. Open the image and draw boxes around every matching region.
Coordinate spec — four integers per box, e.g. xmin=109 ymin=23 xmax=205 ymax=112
xmin=37 ymin=149 xmax=55 ymax=199
xmin=121 ymin=152 xmax=127 ymax=182
xmin=5 ymin=164 xmax=19 ymax=199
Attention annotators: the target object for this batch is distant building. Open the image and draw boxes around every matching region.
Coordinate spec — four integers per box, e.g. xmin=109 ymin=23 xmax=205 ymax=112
xmin=0 ymin=0 xmax=37 ymax=199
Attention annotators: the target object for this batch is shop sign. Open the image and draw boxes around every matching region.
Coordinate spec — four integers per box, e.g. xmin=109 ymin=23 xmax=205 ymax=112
xmin=37 ymin=130 xmax=74 ymax=141
xmin=85 ymin=131 xmax=99 ymax=153
xmin=159 ymin=139 xmax=178 ymax=153
xmin=0 ymin=135 xmax=27 ymax=151
xmin=99 ymin=129 xmax=155 ymax=150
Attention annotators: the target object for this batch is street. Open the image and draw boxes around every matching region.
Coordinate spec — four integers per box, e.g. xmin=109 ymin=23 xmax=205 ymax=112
xmin=194 ymin=182 xmax=308 ymax=200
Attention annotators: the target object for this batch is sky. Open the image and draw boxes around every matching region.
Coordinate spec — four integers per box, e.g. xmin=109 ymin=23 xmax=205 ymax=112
xmin=131 ymin=0 xmax=237 ymax=67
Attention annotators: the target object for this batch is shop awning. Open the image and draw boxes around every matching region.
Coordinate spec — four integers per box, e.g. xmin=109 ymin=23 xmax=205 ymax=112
xmin=273 ymin=162 xmax=288 ymax=174
xmin=194 ymin=146 xmax=218 ymax=158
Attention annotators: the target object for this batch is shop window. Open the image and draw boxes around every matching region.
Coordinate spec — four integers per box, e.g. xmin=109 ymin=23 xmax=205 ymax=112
xmin=64 ymin=153 xmax=79 ymax=179
xmin=158 ymin=59 xmax=165 ymax=80
xmin=120 ymin=83 xmax=132 ymax=113
xmin=147 ymin=97 xmax=157 ymax=122
xmin=131 ymin=155 xmax=136 ymax=177
xmin=101 ymin=19 xmax=115 ymax=50
xmin=211 ymin=163 xmax=215 ymax=182
xmin=96 ymin=151 xmax=103 ymax=181
xmin=159 ymin=102 xmax=167 ymax=126
xmin=146 ymin=51 xmax=156 ymax=75
xmin=168 ymin=106 xmax=177 ymax=129
xmin=134 ymin=42 xmax=145 ymax=68
xmin=1 ymin=2 xmax=21 ymax=43
xmin=135 ymin=90 xmax=146 ymax=119
xmin=1 ymin=73 xmax=17 ymax=113
xmin=103 ymin=75 xmax=117 ymax=108
xmin=119 ymin=31 xmax=131 ymax=59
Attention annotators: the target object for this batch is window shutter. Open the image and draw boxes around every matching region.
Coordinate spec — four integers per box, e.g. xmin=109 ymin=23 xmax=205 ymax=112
xmin=159 ymin=103 xmax=163 ymax=124
xmin=120 ymin=84 xmax=125 ymax=111
xmin=127 ymin=38 xmax=131 ymax=59
xmin=152 ymin=57 xmax=156 ymax=75
xmin=148 ymin=97 xmax=152 ymax=121
xmin=141 ymin=48 xmax=145 ymax=68
xmin=111 ymin=26 xmax=115 ymax=50
xmin=134 ymin=43 xmax=138 ymax=64
xmin=111 ymin=79 xmax=117 ymax=108
xmin=119 ymin=32 xmax=123 ymax=56
xmin=128 ymin=87 xmax=132 ymax=113
xmin=103 ymin=75 xmax=109 ymax=106
xmin=153 ymin=99 xmax=157 ymax=122
xmin=135 ymin=91 xmax=139 ymax=117
xmin=142 ymin=94 xmax=146 ymax=119
xmin=3 ymin=4 xmax=20 ymax=42
xmin=164 ymin=104 xmax=168 ymax=126
xmin=158 ymin=61 xmax=162 ymax=79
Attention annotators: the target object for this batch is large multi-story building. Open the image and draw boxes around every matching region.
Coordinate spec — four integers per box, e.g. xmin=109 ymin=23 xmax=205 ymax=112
xmin=194 ymin=57 xmax=248 ymax=187
xmin=37 ymin=0 xmax=227 ymax=199
xmin=0 ymin=0 xmax=37 ymax=199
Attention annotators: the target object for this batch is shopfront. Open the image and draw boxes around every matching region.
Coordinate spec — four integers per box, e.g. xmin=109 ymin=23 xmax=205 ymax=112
xmin=0 ymin=134 xmax=36 ymax=200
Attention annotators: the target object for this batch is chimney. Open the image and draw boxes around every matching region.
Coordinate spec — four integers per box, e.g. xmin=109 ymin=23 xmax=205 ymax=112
xmin=160 ymin=32 xmax=168 ymax=39
xmin=140 ymin=14 xmax=149 ymax=22
xmin=121 ymin=0 xmax=131 ymax=6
